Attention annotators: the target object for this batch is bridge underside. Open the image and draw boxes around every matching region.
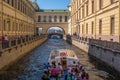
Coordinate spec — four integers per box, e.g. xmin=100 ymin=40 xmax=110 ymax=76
xmin=48 ymin=33 xmax=63 ymax=39
xmin=36 ymin=23 xmax=68 ymax=34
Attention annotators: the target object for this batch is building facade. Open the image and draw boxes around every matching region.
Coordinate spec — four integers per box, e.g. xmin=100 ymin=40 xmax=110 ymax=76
xmin=0 ymin=0 xmax=35 ymax=39
xmin=71 ymin=0 xmax=120 ymax=42
xmin=35 ymin=9 xmax=69 ymax=34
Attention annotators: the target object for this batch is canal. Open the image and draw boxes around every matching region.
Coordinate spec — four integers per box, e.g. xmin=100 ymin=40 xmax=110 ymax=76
xmin=0 ymin=38 xmax=119 ymax=80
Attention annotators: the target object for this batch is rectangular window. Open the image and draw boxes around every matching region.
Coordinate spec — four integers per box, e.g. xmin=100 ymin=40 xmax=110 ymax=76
xmin=110 ymin=16 xmax=115 ymax=35
xmin=111 ymin=0 xmax=115 ymax=4
xmin=3 ymin=20 xmax=6 ymax=30
xmin=65 ymin=16 xmax=68 ymax=22
xmin=91 ymin=21 xmax=94 ymax=34
xmin=60 ymin=16 xmax=62 ymax=22
xmin=11 ymin=0 xmax=14 ymax=6
xmin=86 ymin=23 xmax=88 ymax=34
xmin=49 ymin=16 xmax=52 ymax=22
xmin=99 ymin=0 xmax=103 ymax=10
xmin=43 ymin=16 xmax=46 ymax=22
xmin=54 ymin=16 xmax=57 ymax=22
xmin=92 ymin=0 xmax=94 ymax=13
xmin=82 ymin=24 xmax=84 ymax=34
xmin=82 ymin=6 xmax=84 ymax=18
xmin=7 ymin=0 xmax=10 ymax=4
xmin=99 ymin=19 xmax=102 ymax=34
xmin=86 ymin=3 xmax=88 ymax=16
xmin=38 ymin=16 xmax=41 ymax=22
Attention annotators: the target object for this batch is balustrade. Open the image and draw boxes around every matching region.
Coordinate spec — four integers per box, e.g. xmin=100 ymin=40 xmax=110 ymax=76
xmin=89 ymin=39 xmax=120 ymax=52
xmin=0 ymin=35 xmax=44 ymax=51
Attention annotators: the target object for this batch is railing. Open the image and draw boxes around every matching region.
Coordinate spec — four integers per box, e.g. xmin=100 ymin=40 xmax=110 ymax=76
xmin=89 ymin=39 xmax=120 ymax=52
xmin=0 ymin=35 xmax=46 ymax=52
xmin=11 ymin=40 xmax=16 ymax=46
xmin=71 ymin=35 xmax=120 ymax=52
xmin=72 ymin=35 xmax=89 ymax=44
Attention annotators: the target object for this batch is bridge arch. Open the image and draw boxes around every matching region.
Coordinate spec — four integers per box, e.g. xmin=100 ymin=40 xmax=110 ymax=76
xmin=46 ymin=26 xmax=65 ymax=34
xmin=47 ymin=26 xmax=65 ymax=39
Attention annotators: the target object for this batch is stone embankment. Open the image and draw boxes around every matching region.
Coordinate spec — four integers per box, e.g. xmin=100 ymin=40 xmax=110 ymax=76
xmin=0 ymin=35 xmax=47 ymax=70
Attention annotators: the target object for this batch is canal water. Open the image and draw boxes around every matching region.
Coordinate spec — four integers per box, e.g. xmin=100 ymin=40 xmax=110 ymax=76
xmin=0 ymin=38 xmax=119 ymax=80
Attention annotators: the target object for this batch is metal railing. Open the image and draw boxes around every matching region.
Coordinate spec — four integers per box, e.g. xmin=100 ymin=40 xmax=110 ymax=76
xmin=0 ymin=35 xmax=46 ymax=51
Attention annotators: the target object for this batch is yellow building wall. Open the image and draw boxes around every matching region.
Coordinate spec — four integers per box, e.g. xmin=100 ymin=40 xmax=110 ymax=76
xmin=71 ymin=0 xmax=120 ymax=42
xmin=0 ymin=0 xmax=35 ymax=38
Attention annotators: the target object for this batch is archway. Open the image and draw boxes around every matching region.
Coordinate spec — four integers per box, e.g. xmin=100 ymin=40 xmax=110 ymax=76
xmin=47 ymin=26 xmax=65 ymax=39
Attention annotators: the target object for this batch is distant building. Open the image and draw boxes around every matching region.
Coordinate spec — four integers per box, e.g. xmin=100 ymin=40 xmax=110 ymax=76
xmin=35 ymin=9 xmax=70 ymax=34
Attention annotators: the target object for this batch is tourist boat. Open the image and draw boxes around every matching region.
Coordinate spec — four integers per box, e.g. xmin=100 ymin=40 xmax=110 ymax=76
xmin=48 ymin=49 xmax=79 ymax=70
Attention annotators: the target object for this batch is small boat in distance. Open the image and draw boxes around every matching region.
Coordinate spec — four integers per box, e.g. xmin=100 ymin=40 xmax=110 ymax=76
xmin=48 ymin=49 xmax=79 ymax=70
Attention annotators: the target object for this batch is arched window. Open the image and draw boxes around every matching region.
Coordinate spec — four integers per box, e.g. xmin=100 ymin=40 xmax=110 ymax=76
xmin=65 ymin=16 xmax=68 ymax=22
xmin=43 ymin=16 xmax=46 ymax=22
xmin=59 ymin=16 xmax=62 ymax=22
xmin=54 ymin=16 xmax=57 ymax=22
xmin=49 ymin=16 xmax=52 ymax=22
xmin=38 ymin=16 xmax=41 ymax=22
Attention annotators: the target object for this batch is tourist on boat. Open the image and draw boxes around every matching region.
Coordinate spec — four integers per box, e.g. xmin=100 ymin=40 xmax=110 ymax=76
xmin=72 ymin=61 xmax=77 ymax=68
xmin=63 ymin=70 xmax=67 ymax=80
xmin=81 ymin=69 xmax=86 ymax=79
xmin=58 ymin=70 xmax=63 ymax=80
xmin=42 ymin=70 xmax=50 ymax=80
xmin=83 ymin=73 xmax=89 ymax=80
xmin=56 ymin=63 xmax=63 ymax=71
xmin=68 ymin=67 xmax=72 ymax=74
xmin=44 ymin=62 xmax=51 ymax=69
xmin=75 ymin=71 xmax=82 ymax=80
xmin=50 ymin=64 xmax=59 ymax=80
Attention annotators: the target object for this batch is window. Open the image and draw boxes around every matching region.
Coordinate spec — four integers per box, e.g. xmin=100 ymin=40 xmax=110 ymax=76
xmin=92 ymin=0 xmax=94 ymax=13
xmin=86 ymin=3 xmax=88 ymax=16
xmin=110 ymin=16 xmax=115 ymax=35
xmin=54 ymin=16 xmax=57 ymax=22
xmin=82 ymin=24 xmax=84 ymax=34
xmin=3 ymin=20 xmax=6 ymax=30
xmin=49 ymin=16 xmax=52 ymax=22
xmin=99 ymin=0 xmax=103 ymax=10
xmin=7 ymin=0 xmax=10 ymax=4
xmin=18 ymin=0 xmax=20 ymax=10
xmin=7 ymin=19 xmax=10 ymax=31
xmin=59 ymin=16 xmax=62 ymax=22
xmin=65 ymin=16 xmax=68 ymax=22
xmin=38 ymin=16 xmax=41 ymax=22
xmin=43 ymin=16 xmax=46 ymax=22
xmin=111 ymin=0 xmax=115 ymax=4
xmin=91 ymin=21 xmax=94 ymax=34
xmin=86 ymin=23 xmax=88 ymax=34
xmin=82 ymin=6 xmax=84 ymax=18
xmin=99 ymin=19 xmax=102 ymax=34
xmin=11 ymin=0 xmax=14 ymax=6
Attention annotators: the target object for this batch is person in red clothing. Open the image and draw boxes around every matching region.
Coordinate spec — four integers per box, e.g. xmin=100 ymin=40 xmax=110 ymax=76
xmin=50 ymin=64 xmax=59 ymax=80
xmin=2 ymin=36 xmax=5 ymax=43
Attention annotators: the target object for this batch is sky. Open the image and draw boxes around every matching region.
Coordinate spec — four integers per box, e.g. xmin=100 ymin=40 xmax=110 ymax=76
xmin=32 ymin=0 xmax=70 ymax=9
